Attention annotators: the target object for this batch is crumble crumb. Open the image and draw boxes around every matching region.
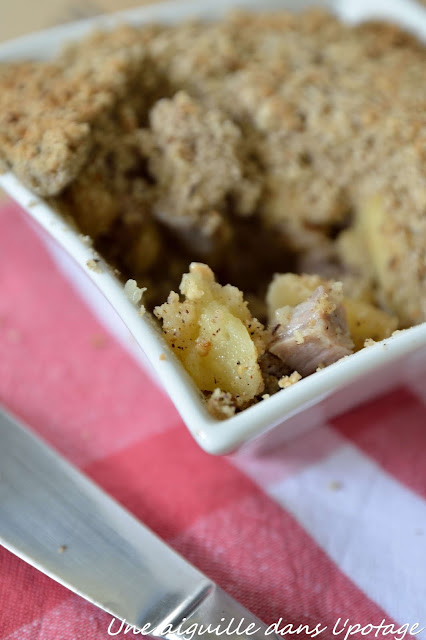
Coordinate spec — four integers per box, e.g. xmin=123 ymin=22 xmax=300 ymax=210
xmin=124 ymin=278 xmax=146 ymax=305
xmin=364 ymin=338 xmax=377 ymax=348
xmin=6 ymin=328 xmax=21 ymax=343
xmin=90 ymin=333 xmax=108 ymax=349
xmin=86 ymin=258 xmax=102 ymax=273
xmin=278 ymin=371 xmax=302 ymax=389
xmin=206 ymin=388 xmax=237 ymax=420
xmin=80 ymin=234 xmax=93 ymax=247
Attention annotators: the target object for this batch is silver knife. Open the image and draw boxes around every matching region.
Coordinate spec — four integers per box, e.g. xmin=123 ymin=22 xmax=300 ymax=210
xmin=0 ymin=407 xmax=273 ymax=639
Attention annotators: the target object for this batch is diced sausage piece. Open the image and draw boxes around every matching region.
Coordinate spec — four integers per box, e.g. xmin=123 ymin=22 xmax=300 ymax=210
xmin=269 ymin=284 xmax=354 ymax=376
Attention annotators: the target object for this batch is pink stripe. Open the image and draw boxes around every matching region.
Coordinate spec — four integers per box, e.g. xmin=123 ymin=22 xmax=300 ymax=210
xmin=171 ymin=495 xmax=396 ymax=634
xmin=233 ymin=423 xmax=342 ymax=485
xmin=4 ymin=597 xmax=111 ymax=640
xmin=0 ymin=424 xmax=258 ymax=635
xmin=332 ymin=388 xmax=426 ymax=499
xmin=71 ymin=429 xmax=402 ymax=632
xmin=0 ymin=205 xmax=177 ymax=469
xmin=86 ymin=426 xmax=260 ymax=538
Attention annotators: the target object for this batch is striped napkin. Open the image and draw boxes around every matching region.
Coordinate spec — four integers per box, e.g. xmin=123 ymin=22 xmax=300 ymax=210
xmin=1 ymin=202 xmax=425 ymax=640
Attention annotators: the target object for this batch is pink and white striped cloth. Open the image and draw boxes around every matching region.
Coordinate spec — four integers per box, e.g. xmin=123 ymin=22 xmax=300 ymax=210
xmin=1 ymin=202 xmax=426 ymax=640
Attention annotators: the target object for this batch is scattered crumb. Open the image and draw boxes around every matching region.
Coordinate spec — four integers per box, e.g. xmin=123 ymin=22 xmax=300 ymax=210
xmin=329 ymin=480 xmax=343 ymax=491
xmin=206 ymin=388 xmax=237 ymax=420
xmin=86 ymin=258 xmax=102 ymax=273
xmin=6 ymin=328 xmax=21 ymax=343
xmin=364 ymin=338 xmax=377 ymax=348
xmin=28 ymin=200 xmax=38 ymax=207
xmin=58 ymin=545 xmax=68 ymax=553
xmin=124 ymin=279 xmax=146 ymax=305
xmin=278 ymin=371 xmax=302 ymax=389
xmin=80 ymin=234 xmax=93 ymax=247
xmin=90 ymin=333 xmax=108 ymax=349
xmin=195 ymin=338 xmax=213 ymax=357
xmin=159 ymin=352 xmax=167 ymax=361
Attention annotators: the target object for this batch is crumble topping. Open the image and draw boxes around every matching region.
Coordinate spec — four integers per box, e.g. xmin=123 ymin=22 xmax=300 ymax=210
xmin=0 ymin=8 xmax=424 ymax=418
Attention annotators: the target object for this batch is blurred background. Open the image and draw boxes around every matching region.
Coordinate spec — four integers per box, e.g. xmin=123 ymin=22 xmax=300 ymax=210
xmin=1 ymin=0 xmax=426 ymax=42
xmin=0 ymin=0 xmax=167 ymax=41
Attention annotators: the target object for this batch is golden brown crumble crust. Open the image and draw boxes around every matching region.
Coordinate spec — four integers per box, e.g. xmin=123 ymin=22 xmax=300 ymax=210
xmin=1 ymin=11 xmax=425 ymax=323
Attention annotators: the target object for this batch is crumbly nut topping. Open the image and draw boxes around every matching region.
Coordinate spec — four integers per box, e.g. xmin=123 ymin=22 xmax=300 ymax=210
xmin=0 ymin=9 xmax=424 ymax=418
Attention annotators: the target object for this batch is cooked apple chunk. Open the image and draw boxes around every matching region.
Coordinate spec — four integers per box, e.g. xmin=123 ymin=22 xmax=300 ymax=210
xmin=154 ymin=263 xmax=266 ymax=406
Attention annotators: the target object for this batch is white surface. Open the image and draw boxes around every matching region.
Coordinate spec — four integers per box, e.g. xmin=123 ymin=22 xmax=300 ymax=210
xmin=1 ymin=0 xmax=425 ymax=454
xmin=239 ymin=425 xmax=426 ymax=635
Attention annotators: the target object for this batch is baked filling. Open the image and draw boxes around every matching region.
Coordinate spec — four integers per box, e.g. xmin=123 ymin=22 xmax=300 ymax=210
xmin=0 ymin=9 xmax=424 ymax=418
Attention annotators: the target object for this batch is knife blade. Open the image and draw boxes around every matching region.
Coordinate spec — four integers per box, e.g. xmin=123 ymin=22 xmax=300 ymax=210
xmin=0 ymin=407 xmax=272 ymax=638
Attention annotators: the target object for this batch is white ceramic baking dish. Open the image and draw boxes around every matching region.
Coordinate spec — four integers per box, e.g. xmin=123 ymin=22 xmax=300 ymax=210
xmin=1 ymin=0 xmax=425 ymax=455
